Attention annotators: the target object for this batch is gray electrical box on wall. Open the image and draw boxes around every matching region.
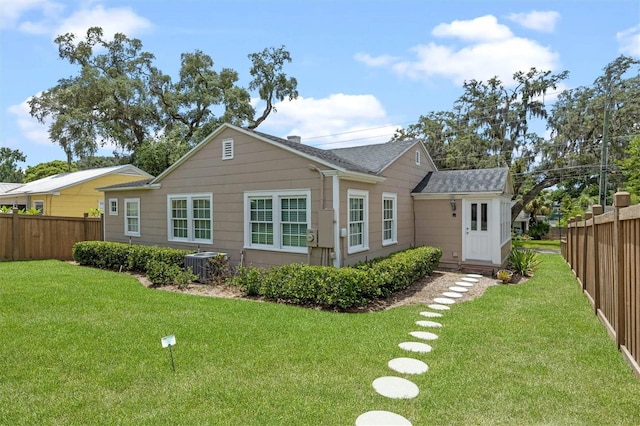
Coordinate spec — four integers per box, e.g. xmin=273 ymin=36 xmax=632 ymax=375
xmin=318 ymin=209 xmax=334 ymax=248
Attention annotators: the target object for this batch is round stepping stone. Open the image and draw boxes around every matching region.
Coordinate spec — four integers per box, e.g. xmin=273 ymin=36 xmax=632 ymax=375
xmin=409 ymin=331 xmax=438 ymax=340
xmin=449 ymin=286 xmax=468 ymax=292
xmin=356 ymin=410 xmax=412 ymax=426
xmin=442 ymin=291 xmax=462 ymax=298
xmin=433 ymin=297 xmax=455 ymax=305
xmin=372 ymin=376 xmax=419 ymax=399
xmin=428 ymin=303 xmax=450 ymax=311
xmin=399 ymin=341 xmax=432 ymax=353
xmin=466 ymin=273 xmax=483 ymax=278
xmin=461 ymin=277 xmax=479 ymax=283
xmin=388 ymin=357 xmax=429 ymax=374
xmin=454 ymin=281 xmax=474 ymax=287
xmin=420 ymin=311 xmax=443 ymax=318
xmin=416 ymin=320 xmax=442 ymax=328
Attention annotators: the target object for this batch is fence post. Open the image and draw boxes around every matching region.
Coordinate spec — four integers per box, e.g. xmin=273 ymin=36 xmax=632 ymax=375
xmin=582 ymin=212 xmax=592 ymax=291
xmin=591 ymin=205 xmax=603 ymax=314
xmin=83 ymin=212 xmax=89 ymax=241
xmin=11 ymin=208 xmax=20 ymax=261
xmin=567 ymin=217 xmax=574 ymax=267
xmin=572 ymin=214 xmax=582 ymax=278
xmin=614 ymin=192 xmax=630 ymax=349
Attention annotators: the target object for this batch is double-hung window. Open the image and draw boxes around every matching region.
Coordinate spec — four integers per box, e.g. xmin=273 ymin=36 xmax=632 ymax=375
xmin=244 ymin=190 xmax=310 ymax=253
xmin=109 ymin=198 xmax=118 ymax=215
xmin=168 ymin=193 xmax=213 ymax=243
xmin=348 ymin=189 xmax=368 ymax=253
xmin=382 ymin=193 xmax=397 ymax=246
xmin=124 ymin=198 xmax=140 ymax=237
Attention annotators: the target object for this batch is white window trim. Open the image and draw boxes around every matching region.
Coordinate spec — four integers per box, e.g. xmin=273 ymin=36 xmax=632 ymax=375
xmin=109 ymin=198 xmax=118 ymax=216
xmin=33 ymin=200 xmax=44 ymax=215
xmin=222 ymin=138 xmax=234 ymax=160
xmin=382 ymin=192 xmax=397 ymax=246
xmin=243 ymin=189 xmax=311 ymax=254
xmin=167 ymin=193 xmax=213 ymax=244
xmin=347 ymin=189 xmax=369 ymax=254
xmin=415 ymin=150 xmax=421 ymax=166
xmin=124 ymin=198 xmax=140 ymax=237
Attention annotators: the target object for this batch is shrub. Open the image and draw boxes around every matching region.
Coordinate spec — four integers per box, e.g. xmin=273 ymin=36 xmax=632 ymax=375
xmin=205 ymin=254 xmax=233 ymax=284
xmin=72 ymin=241 xmax=193 ymax=273
xmin=527 ymin=221 xmax=550 ymax=240
xmin=508 ymin=247 xmax=542 ymax=277
xmin=146 ymin=260 xmax=182 ymax=286
xmin=146 ymin=260 xmax=198 ymax=288
xmin=232 ymin=246 xmax=442 ymax=310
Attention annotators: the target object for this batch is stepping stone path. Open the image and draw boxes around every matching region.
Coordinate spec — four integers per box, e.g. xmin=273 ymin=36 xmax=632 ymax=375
xmin=372 ymin=376 xmax=419 ymax=399
xmin=356 ymin=410 xmax=412 ymax=426
xmin=388 ymin=357 xmax=429 ymax=374
xmin=357 ymin=272 xmax=484 ymax=424
xmin=416 ymin=320 xmax=442 ymax=328
xmin=398 ymin=341 xmax=432 ymax=353
xmin=419 ymin=311 xmax=443 ymax=318
xmin=409 ymin=331 xmax=438 ymax=340
xmin=428 ymin=303 xmax=451 ymax=310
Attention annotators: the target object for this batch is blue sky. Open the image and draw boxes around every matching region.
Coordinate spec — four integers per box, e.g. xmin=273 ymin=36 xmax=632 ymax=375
xmin=1 ymin=0 xmax=638 ymax=168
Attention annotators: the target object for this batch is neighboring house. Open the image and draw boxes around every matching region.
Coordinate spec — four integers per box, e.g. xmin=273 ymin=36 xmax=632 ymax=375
xmin=100 ymin=123 xmax=512 ymax=270
xmin=512 ymin=209 xmax=529 ymax=235
xmin=0 ymin=165 xmax=152 ymax=217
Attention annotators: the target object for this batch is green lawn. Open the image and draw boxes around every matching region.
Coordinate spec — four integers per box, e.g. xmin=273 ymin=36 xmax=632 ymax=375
xmin=1 ymin=256 xmax=639 ymax=425
xmin=520 ymin=239 xmax=561 ymax=250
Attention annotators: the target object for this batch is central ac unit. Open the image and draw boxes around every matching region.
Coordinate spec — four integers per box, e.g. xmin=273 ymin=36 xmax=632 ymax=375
xmin=184 ymin=252 xmax=227 ymax=283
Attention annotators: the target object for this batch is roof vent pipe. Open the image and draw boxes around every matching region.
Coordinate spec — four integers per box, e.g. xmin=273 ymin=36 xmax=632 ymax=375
xmin=287 ymin=135 xmax=301 ymax=143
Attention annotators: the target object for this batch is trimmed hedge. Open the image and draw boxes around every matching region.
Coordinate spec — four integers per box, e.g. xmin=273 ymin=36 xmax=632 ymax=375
xmin=72 ymin=241 xmax=194 ymax=274
xmin=233 ymin=246 xmax=442 ymax=309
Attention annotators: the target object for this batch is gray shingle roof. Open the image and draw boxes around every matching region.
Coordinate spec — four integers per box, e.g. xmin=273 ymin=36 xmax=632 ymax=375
xmin=329 ymin=138 xmax=419 ymax=173
xmin=413 ymin=167 xmax=509 ymax=194
xmin=249 ymin=129 xmax=376 ymax=175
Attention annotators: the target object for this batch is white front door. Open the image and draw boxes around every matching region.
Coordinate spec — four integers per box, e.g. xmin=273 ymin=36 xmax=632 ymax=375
xmin=463 ymin=199 xmax=492 ymax=261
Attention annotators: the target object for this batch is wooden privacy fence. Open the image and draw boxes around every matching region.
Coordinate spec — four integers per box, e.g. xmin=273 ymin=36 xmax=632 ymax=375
xmin=561 ymin=192 xmax=640 ymax=378
xmin=0 ymin=209 xmax=103 ymax=261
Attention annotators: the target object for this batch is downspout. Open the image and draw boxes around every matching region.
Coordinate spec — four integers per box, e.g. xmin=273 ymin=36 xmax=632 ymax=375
xmin=332 ymin=175 xmax=341 ymax=268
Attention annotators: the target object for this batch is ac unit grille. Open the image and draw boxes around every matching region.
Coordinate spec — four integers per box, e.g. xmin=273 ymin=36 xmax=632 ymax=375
xmin=184 ymin=252 xmax=227 ymax=283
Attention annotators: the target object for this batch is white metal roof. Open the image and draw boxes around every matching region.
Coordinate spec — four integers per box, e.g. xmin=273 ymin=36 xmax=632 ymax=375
xmin=0 ymin=165 xmax=151 ymax=196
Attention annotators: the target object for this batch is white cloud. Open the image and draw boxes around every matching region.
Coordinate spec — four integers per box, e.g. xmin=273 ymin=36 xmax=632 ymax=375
xmin=0 ymin=0 xmax=63 ymax=30
xmin=432 ymin=15 xmax=513 ymax=42
xmin=617 ymin=25 xmax=640 ymax=57
xmin=53 ymin=5 xmax=152 ymax=40
xmin=358 ymin=15 xmax=560 ymax=87
xmin=506 ymin=11 xmax=560 ymax=33
xmin=7 ymin=98 xmax=51 ymax=146
xmin=1 ymin=1 xmax=152 ymax=39
xmin=354 ymin=53 xmax=400 ymax=67
xmin=258 ymin=94 xmax=400 ymax=148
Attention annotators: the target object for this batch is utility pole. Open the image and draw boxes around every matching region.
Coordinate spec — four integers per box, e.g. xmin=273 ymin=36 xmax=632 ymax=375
xmin=598 ymin=72 xmax=612 ymax=207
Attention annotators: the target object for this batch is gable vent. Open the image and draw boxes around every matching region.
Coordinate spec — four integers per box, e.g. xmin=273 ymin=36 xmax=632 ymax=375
xmin=222 ymin=139 xmax=234 ymax=160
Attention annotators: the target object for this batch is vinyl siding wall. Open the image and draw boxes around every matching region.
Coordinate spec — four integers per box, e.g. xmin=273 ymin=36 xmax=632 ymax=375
xmin=340 ymin=145 xmax=434 ymax=266
xmin=414 ymin=199 xmax=463 ymax=269
xmin=104 ymin=128 xmax=331 ymax=268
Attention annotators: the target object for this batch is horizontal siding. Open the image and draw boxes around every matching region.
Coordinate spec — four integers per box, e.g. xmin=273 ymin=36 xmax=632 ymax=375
xmin=104 ymin=128 xmax=332 ymax=266
xmin=415 ymin=200 xmax=462 ymax=267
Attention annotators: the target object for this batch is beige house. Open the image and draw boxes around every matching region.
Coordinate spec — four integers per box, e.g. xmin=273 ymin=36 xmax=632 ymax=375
xmin=100 ymin=123 xmax=512 ymax=270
